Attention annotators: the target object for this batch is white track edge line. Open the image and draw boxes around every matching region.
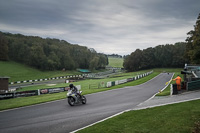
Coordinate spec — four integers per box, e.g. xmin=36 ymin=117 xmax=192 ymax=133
xmin=70 ymin=73 xmax=178 ymax=133
xmin=137 ymin=73 xmax=174 ymax=107
xmin=0 ymin=98 xmax=66 ymax=113
xmin=1 ymin=72 xmax=160 ymax=112
xmin=71 ymin=97 xmax=200 ymax=133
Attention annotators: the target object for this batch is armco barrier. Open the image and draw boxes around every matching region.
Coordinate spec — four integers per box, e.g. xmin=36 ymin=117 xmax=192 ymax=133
xmin=3 ymin=71 xmax=153 ymax=99
xmin=39 ymin=87 xmax=69 ymax=95
xmin=0 ymin=85 xmax=80 ymax=100
xmin=0 ymin=90 xmax=38 ymax=99
xmin=111 ymin=81 xmax=115 ymax=86
xmin=9 ymin=74 xmax=83 ymax=85
xmin=0 ymin=93 xmax=15 ymax=99
xmin=115 ymin=80 xmax=119 ymax=85
xmin=15 ymin=90 xmax=38 ymax=97
xmin=107 ymin=82 xmax=112 ymax=87
xmin=48 ymin=87 xmax=65 ymax=94
xmin=187 ymin=80 xmax=200 ymax=91
xmin=127 ymin=78 xmax=133 ymax=82
xmin=119 ymin=79 xmax=127 ymax=84
xmin=106 ymin=70 xmax=153 ymax=88
xmin=9 ymin=70 xmax=116 ymax=85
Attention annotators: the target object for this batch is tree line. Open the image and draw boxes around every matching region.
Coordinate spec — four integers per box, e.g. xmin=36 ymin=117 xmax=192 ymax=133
xmin=123 ymin=43 xmax=187 ymax=71
xmin=107 ymin=54 xmax=123 ymax=58
xmin=1 ymin=13 xmax=199 ymax=72
xmin=185 ymin=13 xmax=200 ymax=64
xmin=0 ymin=32 xmax=108 ymax=71
xmin=124 ymin=13 xmax=200 ymax=72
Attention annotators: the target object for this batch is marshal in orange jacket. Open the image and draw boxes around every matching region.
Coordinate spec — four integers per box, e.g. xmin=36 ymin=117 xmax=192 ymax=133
xmin=173 ymin=76 xmax=182 ymax=90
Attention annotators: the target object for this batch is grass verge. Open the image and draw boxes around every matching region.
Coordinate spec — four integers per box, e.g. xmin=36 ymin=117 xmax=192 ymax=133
xmin=0 ymin=71 xmax=157 ymax=111
xmin=156 ymin=68 xmax=183 ymax=96
xmin=0 ymin=61 xmax=81 ymax=82
xmin=108 ymin=57 xmax=124 ymax=68
xmin=16 ymin=69 xmax=153 ymax=92
xmin=0 ymin=93 xmax=67 ymax=111
xmin=1 ymin=68 xmax=180 ymax=111
xmin=77 ymin=99 xmax=200 ymax=133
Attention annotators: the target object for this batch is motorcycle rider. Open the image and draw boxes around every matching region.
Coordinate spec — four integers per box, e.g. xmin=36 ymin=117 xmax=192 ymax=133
xmin=69 ymin=84 xmax=82 ymax=102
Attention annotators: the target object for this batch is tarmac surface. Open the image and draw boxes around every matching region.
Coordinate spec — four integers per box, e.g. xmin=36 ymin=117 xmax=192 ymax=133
xmin=134 ymin=89 xmax=200 ymax=110
xmin=1 ymin=73 xmax=200 ymax=133
xmin=73 ymin=84 xmax=200 ymax=133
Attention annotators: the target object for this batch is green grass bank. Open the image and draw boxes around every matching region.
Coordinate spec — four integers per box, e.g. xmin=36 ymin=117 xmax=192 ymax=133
xmin=0 ymin=70 xmax=157 ymax=111
xmin=0 ymin=61 xmax=81 ymax=82
xmin=0 ymin=68 xmax=182 ymax=111
xmin=108 ymin=57 xmax=123 ymax=68
xmin=77 ymin=99 xmax=200 ymax=133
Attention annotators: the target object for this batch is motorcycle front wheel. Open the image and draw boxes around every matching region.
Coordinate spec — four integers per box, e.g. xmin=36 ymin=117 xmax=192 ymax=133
xmin=68 ymin=97 xmax=75 ymax=106
xmin=81 ymin=96 xmax=87 ymax=104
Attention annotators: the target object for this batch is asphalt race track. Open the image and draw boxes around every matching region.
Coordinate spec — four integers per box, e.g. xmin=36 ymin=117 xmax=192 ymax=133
xmin=0 ymin=73 xmax=173 ymax=133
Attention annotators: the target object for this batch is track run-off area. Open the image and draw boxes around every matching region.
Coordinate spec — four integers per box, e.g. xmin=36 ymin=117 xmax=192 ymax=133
xmin=0 ymin=73 xmax=173 ymax=133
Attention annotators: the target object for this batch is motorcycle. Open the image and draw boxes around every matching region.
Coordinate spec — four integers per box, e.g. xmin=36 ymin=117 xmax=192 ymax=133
xmin=67 ymin=89 xmax=87 ymax=106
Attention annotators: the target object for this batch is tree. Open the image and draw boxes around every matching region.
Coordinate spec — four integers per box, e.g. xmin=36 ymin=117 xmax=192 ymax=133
xmin=171 ymin=42 xmax=187 ymax=67
xmin=185 ymin=13 xmax=200 ymax=64
xmin=2 ymin=31 xmax=108 ymax=71
xmin=0 ymin=32 xmax=8 ymax=61
xmin=29 ymin=44 xmax=47 ymax=70
xmin=97 ymin=54 xmax=108 ymax=69
xmin=123 ymin=49 xmax=142 ymax=71
xmin=123 ymin=43 xmax=187 ymax=72
xmin=89 ymin=56 xmax=99 ymax=70
xmin=141 ymin=47 xmax=155 ymax=69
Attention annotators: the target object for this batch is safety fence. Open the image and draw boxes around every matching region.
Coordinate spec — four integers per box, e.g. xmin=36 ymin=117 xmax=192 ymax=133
xmin=0 ymin=85 xmax=82 ymax=100
xmin=9 ymin=70 xmax=116 ymax=85
xmin=187 ymin=80 xmax=200 ymax=91
xmin=9 ymin=75 xmax=83 ymax=85
xmin=106 ymin=71 xmax=153 ymax=88
xmin=0 ymin=87 xmax=66 ymax=100
xmin=171 ymin=80 xmax=200 ymax=95
xmin=88 ymin=71 xmax=153 ymax=89
xmin=1 ymin=71 xmax=153 ymax=100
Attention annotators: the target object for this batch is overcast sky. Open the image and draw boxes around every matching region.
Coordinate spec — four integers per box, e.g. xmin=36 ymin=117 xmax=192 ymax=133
xmin=0 ymin=0 xmax=199 ymax=55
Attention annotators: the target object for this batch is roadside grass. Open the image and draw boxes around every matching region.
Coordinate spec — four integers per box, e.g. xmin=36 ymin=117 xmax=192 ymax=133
xmin=109 ymin=72 xmax=159 ymax=90
xmin=156 ymin=68 xmax=183 ymax=96
xmin=16 ymin=69 xmax=152 ymax=92
xmin=0 ymin=68 xmax=179 ymax=111
xmin=0 ymin=70 xmax=157 ymax=111
xmin=77 ymin=99 xmax=200 ymax=133
xmin=0 ymin=93 xmax=67 ymax=111
xmin=108 ymin=57 xmax=123 ymax=68
xmin=1 ymin=57 xmax=123 ymax=82
xmin=0 ymin=61 xmax=81 ymax=82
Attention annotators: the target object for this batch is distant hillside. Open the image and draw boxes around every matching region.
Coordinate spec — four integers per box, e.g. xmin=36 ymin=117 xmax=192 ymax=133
xmin=0 ymin=31 xmax=108 ymax=71
xmin=0 ymin=61 xmax=81 ymax=82
xmin=108 ymin=57 xmax=124 ymax=68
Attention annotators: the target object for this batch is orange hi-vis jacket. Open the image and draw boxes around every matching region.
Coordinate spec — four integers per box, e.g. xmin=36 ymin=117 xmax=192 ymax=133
xmin=173 ymin=76 xmax=182 ymax=85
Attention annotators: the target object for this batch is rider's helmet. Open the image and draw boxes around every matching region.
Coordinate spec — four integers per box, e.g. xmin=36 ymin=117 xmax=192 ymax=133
xmin=69 ymin=84 xmax=74 ymax=88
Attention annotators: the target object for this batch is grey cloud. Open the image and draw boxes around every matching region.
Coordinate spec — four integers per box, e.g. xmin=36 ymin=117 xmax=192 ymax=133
xmin=0 ymin=0 xmax=199 ymax=55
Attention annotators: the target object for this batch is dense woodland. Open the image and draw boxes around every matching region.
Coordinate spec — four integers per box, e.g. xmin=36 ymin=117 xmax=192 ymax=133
xmin=185 ymin=13 xmax=200 ymax=64
xmin=123 ymin=42 xmax=187 ymax=71
xmin=124 ymin=13 xmax=200 ymax=71
xmin=0 ymin=13 xmax=199 ymax=72
xmin=0 ymin=32 xmax=108 ymax=71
